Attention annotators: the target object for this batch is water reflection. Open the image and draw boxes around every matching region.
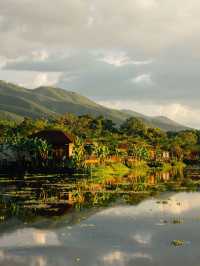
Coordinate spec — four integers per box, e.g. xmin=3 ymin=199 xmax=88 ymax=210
xmin=0 ymin=167 xmax=200 ymax=265
xmin=0 ymin=192 xmax=200 ymax=265
xmin=0 ymin=166 xmax=194 ymax=224
xmin=102 ymin=251 xmax=153 ymax=266
xmin=0 ymin=248 xmax=48 ymax=266
xmin=0 ymin=229 xmax=60 ymax=248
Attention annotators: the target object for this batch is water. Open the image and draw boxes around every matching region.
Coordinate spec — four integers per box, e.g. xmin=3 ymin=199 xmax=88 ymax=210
xmin=0 ymin=168 xmax=200 ymax=265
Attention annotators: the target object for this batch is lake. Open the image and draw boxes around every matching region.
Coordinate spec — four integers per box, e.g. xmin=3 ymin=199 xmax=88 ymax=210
xmin=0 ymin=167 xmax=200 ymax=266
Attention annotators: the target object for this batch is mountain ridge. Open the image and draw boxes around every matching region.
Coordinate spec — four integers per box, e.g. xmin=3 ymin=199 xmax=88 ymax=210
xmin=121 ymin=109 xmax=189 ymax=131
xmin=0 ymin=80 xmax=189 ymax=131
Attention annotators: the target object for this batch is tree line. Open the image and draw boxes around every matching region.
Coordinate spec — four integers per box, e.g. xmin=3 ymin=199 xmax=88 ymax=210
xmin=0 ymin=114 xmax=200 ymax=168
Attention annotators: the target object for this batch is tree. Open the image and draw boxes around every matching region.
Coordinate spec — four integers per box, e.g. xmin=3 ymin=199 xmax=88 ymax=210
xmin=175 ymin=131 xmax=198 ymax=147
xmin=89 ymin=116 xmax=104 ymax=135
xmin=120 ymin=117 xmax=147 ymax=136
xmin=147 ymin=127 xmax=168 ymax=147
xmin=102 ymin=119 xmax=116 ymax=132
xmin=170 ymin=144 xmax=183 ymax=160
xmin=15 ymin=117 xmax=35 ymax=136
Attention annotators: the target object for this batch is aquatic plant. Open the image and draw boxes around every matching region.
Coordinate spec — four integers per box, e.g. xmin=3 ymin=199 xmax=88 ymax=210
xmin=171 ymin=240 xmax=185 ymax=246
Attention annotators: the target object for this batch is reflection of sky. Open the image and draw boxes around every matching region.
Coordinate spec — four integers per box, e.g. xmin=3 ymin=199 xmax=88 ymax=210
xmin=96 ymin=192 xmax=200 ymax=217
xmin=1 ymin=192 xmax=200 ymax=266
xmin=0 ymin=229 xmax=60 ymax=248
xmin=0 ymin=250 xmax=47 ymax=266
xmin=102 ymin=251 xmax=152 ymax=266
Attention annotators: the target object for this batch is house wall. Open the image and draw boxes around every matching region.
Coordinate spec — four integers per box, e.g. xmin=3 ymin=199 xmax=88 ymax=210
xmin=68 ymin=143 xmax=74 ymax=158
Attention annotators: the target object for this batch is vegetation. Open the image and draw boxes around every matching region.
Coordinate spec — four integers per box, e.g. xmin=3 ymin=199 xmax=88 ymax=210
xmin=171 ymin=240 xmax=185 ymax=247
xmin=0 ymin=164 xmax=198 ymax=223
xmin=0 ymin=112 xmax=199 ymax=172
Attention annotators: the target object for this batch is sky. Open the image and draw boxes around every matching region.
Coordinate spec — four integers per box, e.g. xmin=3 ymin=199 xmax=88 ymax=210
xmin=0 ymin=0 xmax=200 ymax=128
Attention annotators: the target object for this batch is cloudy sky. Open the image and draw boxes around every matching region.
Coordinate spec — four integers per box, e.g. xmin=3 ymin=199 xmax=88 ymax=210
xmin=0 ymin=0 xmax=200 ymax=128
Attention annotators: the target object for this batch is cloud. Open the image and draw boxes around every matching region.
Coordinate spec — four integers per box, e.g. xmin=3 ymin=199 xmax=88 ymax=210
xmin=4 ymin=49 xmax=200 ymax=110
xmin=99 ymin=52 xmax=153 ymax=67
xmin=137 ymin=0 xmax=157 ymax=9
xmin=31 ymin=72 xmax=61 ymax=88
xmin=1 ymin=0 xmax=200 ymax=56
xmin=131 ymin=73 xmax=153 ymax=86
xmin=32 ymin=50 xmax=49 ymax=61
xmin=0 ymin=56 xmax=8 ymax=69
xmin=3 ymin=49 xmax=200 ymax=128
xmin=0 ymin=70 xmax=61 ymax=89
xmin=0 ymin=0 xmax=200 ymax=126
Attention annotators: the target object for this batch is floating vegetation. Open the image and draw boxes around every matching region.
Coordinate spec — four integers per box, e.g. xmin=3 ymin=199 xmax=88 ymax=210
xmin=75 ymin=257 xmax=81 ymax=263
xmin=171 ymin=218 xmax=184 ymax=224
xmin=80 ymin=223 xmax=96 ymax=228
xmin=171 ymin=240 xmax=185 ymax=247
xmin=0 ymin=166 xmax=198 ymax=222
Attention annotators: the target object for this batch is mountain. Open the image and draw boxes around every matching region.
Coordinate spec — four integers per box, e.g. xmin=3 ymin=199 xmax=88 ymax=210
xmin=121 ymin=109 xmax=189 ymax=132
xmin=0 ymin=80 xmax=189 ymax=131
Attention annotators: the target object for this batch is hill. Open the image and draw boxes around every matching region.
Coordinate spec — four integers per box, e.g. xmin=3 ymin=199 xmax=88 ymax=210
xmin=0 ymin=80 xmax=189 ymax=131
xmin=122 ymin=109 xmax=189 ymax=132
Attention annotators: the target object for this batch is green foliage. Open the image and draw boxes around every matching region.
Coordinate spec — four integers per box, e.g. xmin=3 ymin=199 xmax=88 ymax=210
xmin=92 ymin=163 xmax=130 ymax=178
xmin=120 ymin=117 xmax=147 ymax=136
xmin=0 ymin=106 xmax=200 ymax=168
xmin=71 ymin=138 xmax=86 ymax=168
xmin=94 ymin=144 xmax=110 ymax=163
xmin=128 ymin=144 xmax=150 ymax=161
xmin=170 ymin=144 xmax=183 ymax=160
xmin=6 ymin=136 xmax=50 ymax=161
xmin=176 ymin=131 xmax=198 ymax=147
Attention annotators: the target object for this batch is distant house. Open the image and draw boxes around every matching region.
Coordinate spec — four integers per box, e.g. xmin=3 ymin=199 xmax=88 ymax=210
xmin=149 ymin=149 xmax=170 ymax=161
xmin=117 ymin=143 xmax=129 ymax=154
xmin=32 ymin=130 xmax=74 ymax=161
xmin=162 ymin=151 xmax=170 ymax=160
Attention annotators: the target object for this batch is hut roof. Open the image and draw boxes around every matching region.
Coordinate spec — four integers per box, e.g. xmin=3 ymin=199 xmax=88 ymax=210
xmin=117 ymin=143 xmax=129 ymax=150
xmin=31 ymin=130 xmax=74 ymax=147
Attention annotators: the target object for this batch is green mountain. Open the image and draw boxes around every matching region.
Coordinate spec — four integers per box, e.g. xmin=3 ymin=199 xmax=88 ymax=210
xmin=0 ymin=80 xmax=189 ymax=131
xmin=121 ymin=109 xmax=189 ymax=132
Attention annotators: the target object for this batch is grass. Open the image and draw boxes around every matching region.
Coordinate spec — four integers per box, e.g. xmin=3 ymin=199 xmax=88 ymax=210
xmin=162 ymin=163 xmax=172 ymax=172
xmin=172 ymin=161 xmax=186 ymax=168
xmin=127 ymin=160 xmax=150 ymax=173
xmin=91 ymin=163 xmax=130 ymax=178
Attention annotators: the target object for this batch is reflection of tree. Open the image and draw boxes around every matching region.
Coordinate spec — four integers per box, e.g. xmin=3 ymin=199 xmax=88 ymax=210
xmin=0 ymin=164 xmax=188 ymax=235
